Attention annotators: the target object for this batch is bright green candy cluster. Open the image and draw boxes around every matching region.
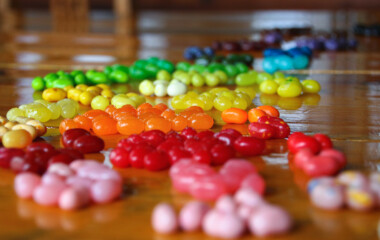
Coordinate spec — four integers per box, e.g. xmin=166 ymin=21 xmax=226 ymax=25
xmin=170 ymin=87 xmax=256 ymax=111
xmin=175 ymin=61 xmax=250 ymax=78
xmin=7 ymin=99 xmax=79 ymax=122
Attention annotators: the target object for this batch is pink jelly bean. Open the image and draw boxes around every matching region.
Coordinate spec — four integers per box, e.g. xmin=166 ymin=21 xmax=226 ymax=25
xmin=293 ymin=149 xmax=313 ymax=169
xmin=319 ymin=149 xmax=346 ymax=168
xmin=69 ymin=160 xmax=101 ymax=172
xmin=169 ymin=158 xmax=193 ymax=179
xmin=33 ymin=183 xmax=67 ymax=206
xmin=234 ymin=188 xmax=265 ymax=208
xmin=337 ymin=171 xmax=368 ymax=189
xmin=310 ymin=184 xmax=345 ymax=210
xmin=76 ymin=165 xmax=122 ymax=183
xmin=172 ymin=164 xmax=216 ymax=193
xmin=346 ymin=187 xmax=376 ymax=211
xmin=90 ymin=179 xmax=122 ymax=204
xmin=240 ymin=173 xmax=266 ymax=195
xmin=237 ymin=205 xmax=253 ymax=221
xmin=248 ymin=205 xmax=292 ymax=237
xmin=41 ymin=173 xmax=66 ymax=186
xmin=215 ymin=195 xmax=237 ymax=213
xmin=152 ymin=203 xmax=178 ymax=234
xmin=220 ymin=159 xmax=257 ymax=192
xmin=14 ymin=173 xmax=41 ymax=199
xmin=190 ymin=175 xmax=228 ymax=201
xmin=302 ymin=156 xmax=340 ymax=177
xmin=59 ymin=186 xmax=91 ymax=210
xmin=202 ymin=209 xmax=245 ymax=239
xmin=47 ymin=163 xmax=75 ymax=177
xmin=179 ymin=201 xmax=209 ymax=232
xmin=66 ymin=176 xmax=94 ymax=190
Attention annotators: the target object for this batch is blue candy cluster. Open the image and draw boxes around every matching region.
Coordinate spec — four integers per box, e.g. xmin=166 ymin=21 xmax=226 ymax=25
xmin=262 ymin=47 xmax=312 ymax=74
xmin=183 ymin=46 xmax=215 ymax=60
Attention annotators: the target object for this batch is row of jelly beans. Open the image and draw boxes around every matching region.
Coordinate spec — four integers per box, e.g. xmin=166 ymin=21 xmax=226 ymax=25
xmin=59 ymin=104 xmax=214 ymax=136
xmin=262 ymin=47 xmax=312 ymax=73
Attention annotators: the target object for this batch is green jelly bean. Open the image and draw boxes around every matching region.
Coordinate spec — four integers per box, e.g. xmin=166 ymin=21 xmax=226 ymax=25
xmin=112 ymin=64 xmax=129 ymax=74
xmin=191 ymin=73 xmax=205 ymax=87
xmin=74 ymin=74 xmax=88 ymax=85
xmin=207 ymin=63 xmax=225 ymax=73
xmin=70 ymin=70 xmax=84 ymax=77
xmin=129 ymin=66 xmax=149 ymax=80
xmin=273 ymin=71 xmax=285 ymax=79
xmin=103 ymin=66 xmax=113 ymax=76
xmin=224 ymin=64 xmax=239 ymax=77
xmin=256 ymin=72 xmax=273 ymax=84
xmin=189 ymin=64 xmax=206 ymax=73
xmin=145 ymin=63 xmax=160 ymax=76
xmin=156 ymin=70 xmax=171 ymax=81
xmin=134 ymin=59 xmax=149 ymax=69
xmin=31 ymin=77 xmax=45 ymax=91
xmin=158 ymin=60 xmax=175 ymax=73
xmin=44 ymin=73 xmax=58 ymax=82
xmin=235 ymin=63 xmax=249 ymax=74
xmin=214 ymin=70 xmax=228 ymax=84
xmin=176 ymin=62 xmax=191 ymax=72
xmin=56 ymin=70 xmax=65 ymax=76
xmin=90 ymin=72 xmax=108 ymax=84
xmin=85 ymin=69 xmax=97 ymax=80
xmin=110 ymin=70 xmax=129 ymax=83
xmin=205 ymin=73 xmax=220 ymax=87
xmin=147 ymin=56 xmax=160 ymax=64
xmin=53 ymin=77 xmax=74 ymax=88
xmin=235 ymin=73 xmax=256 ymax=86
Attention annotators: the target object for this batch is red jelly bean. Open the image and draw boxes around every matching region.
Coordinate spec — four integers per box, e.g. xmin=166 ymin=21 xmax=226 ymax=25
xmin=57 ymin=148 xmax=84 ymax=160
xmin=144 ymin=150 xmax=171 ymax=171
xmin=210 ymin=144 xmax=235 ymax=165
xmin=181 ymin=127 xmax=198 ymax=139
xmin=269 ymin=121 xmax=290 ymax=139
xmin=302 ymin=156 xmax=340 ymax=177
xmin=157 ymin=140 xmax=183 ymax=153
xmin=287 ymin=134 xmax=321 ymax=154
xmin=48 ymin=153 xmax=74 ymax=166
xmin=126 ymin=134 xmax=145 ymax=145
xmin=10 ymin=156 xmax=39 ymax=174
xmin=110 ymin=147 xmax=130 ymax=168
xmin=61 ymin=128 xmax=91 ymax=148
xmin=219 ymin=128 xmax=242 ymax=139
xmin=197 ymin=130 xmax=215 ymax=140
xmin=0 ymin=148 xmax=25 ymax=169
xmin=129 ymin=145 xmax=154 ymax=168
xmin=233 ymin=136 xmax=265 ymax=156
xmin=73 ymin=135 xmax=105 ymax=154
xmin=192 ymin=149 xmax=212 ymax=165
xmin=313 ymin=133 xmax=333 ymax=150
xmin=140 ymin=130 xmax=166 ymax=147
xmin=248 ymin=122 xmax=276 ymax=140
xmin=26 ymin=142 xmax=55 ymax=154
xmin=184 ymin=138 xmax=206 ymax=152
xmin=117 ymin=138 xmax=135 ymax=151
xmin=168 ymin=147 xmax=191 ymax=164
xmin=319 ymin=149 xmax=346 ymax=168
xmin=214 ymin=132 xmax=237 ymax=146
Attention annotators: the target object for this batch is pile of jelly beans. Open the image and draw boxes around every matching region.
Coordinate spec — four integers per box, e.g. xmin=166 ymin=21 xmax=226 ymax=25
xmin=110 ymin=128 xmax=266 ymax=171
xmin=139 ymin=79 xmax=187 ymax=97
xmin=60 ymin=104 xmax=214 ymax=136
xmin=308 ymin=171 xmax=380 ymax=211
xmin=222 ymin=105 xmax=279 ymax=124
xmin=183 ymin=46 xmax=215 ymax=60
xmin=289 ymin=132 xmax=346 ymax=177
xmin=183 ymin=50 xmax=254 ymax=67
xmin=175 ymin=62 xmax=249 ymax=78
xmin=7 ymin=99 xmax=79 ymax=122
xmin=262 ymin=47 xmax=312 ymax=73
xmin=294 ymin=36 xmax=358 ymax=51
xmin=211 ymin=40 xmax=269 ymax=51
xmin=171 ymin=87 xmax=255 ymax=111
xmin=0 ymin=116 xmax=46 ymax=148
xmin=14 ymin=160 xmax=122 ymax=210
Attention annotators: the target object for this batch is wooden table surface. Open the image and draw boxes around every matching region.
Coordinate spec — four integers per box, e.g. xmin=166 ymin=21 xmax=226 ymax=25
xmin=0 ymin=9 xmax=380 ymax=240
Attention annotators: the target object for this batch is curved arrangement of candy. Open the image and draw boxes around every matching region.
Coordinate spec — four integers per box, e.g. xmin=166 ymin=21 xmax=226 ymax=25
xmin=294 ymin=36 xmax=358 ymax=51
xmin=60 ymin=105 xmax=214 ymax=136
xmin=110 ymin=129 xmax=265 ymax=171
xmin=14 ymin=160 xmax=122 ymax=210
xmin=262 ymin=47 xmax=312 ymax=73
xmin=308 ymin=171 xmax=380 ymax=211
xmin=152 ymin=188 xmax=292 ymax=238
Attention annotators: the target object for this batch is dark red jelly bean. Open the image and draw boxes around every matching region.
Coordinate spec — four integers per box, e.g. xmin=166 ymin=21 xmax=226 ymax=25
xmin=10 ymin=156 xmax=39 ymax=174
xmin=26 ymin=142 xmax=55 ymax=154
xmin=184 ymin=138 xmax=206 ymax=152
xmin=57 ymin=148 xmax=84 ymax=160
xmin=117 ymin=138 xmax=135 ymax=151
xmin=219 ymin=128 xmax=242 ymax=139
xmin=144 ymin=150 xmax=170 ymax=171
xmin=48 ymin=153 xmax=74 ymax=166
xmin=210 ymin=144 xmax=235 ymax=166
xmin=270 ymin=121 xmax=290 ymax=139
xmin=73 ymin=135 xmax=105 ymax=154
xmin=248 ymin=122 xmax=277 ymax=140
xmin=62 ymin=128 xmax=90 ymax=148
xmin=313 ymin=133 xmax=333 ymax=150
xmin=166 ymin=131 xmax=185 ymax=141
xmin=110 ymin=147 xmax=130 ymax=168
xmin=233 ymin=136 xmax=265 ymax=156
xmin=0 ymin=148 xmax=25 ymax=169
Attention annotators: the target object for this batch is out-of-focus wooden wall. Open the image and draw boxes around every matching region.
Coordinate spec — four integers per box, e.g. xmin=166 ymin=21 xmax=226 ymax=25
xmin=10 ymin=0 xmax=380 ymax=10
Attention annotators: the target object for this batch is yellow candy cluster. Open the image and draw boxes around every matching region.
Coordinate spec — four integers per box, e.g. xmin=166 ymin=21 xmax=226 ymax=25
xmin=170 ymin=87 xmax=256 ymax=111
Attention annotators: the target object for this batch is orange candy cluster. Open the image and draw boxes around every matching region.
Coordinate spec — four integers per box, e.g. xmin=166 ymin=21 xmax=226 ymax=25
xmin=222 ymin=105 xmax=280 ymax=124
xmin=59 ymin=103 xmax=214 ymax=136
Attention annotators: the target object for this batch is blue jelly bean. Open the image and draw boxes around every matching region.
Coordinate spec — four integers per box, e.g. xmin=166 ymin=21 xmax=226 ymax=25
xmin=324 ymin=39 xmax=339 ymax=51
xmin=299 ymin=46 xmax=312 ymax=57
xmin=262 ymin=57 xmax=278 ymax=74
xmin=263 ymin=48 xmax=286 ymax=57
xmin=203 ymin=47 xmax=215 ymax=57
xmin=276 ymin=55 xmax=294 ymax=70
xmin=287 ymin=47 xmax=306 ymax=57
xmin=293 ymin=55 xmax=309 ymax=69
xmin=183 ymin=50 xmax=195 ymax=60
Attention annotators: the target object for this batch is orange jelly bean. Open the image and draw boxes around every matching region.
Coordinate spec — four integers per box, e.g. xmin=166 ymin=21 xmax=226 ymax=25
xmin=257 ymin=105 xmax=280 ymax=118
xmin=73 ymin=115 xmax=92 ymax=131
xmin=117 ymin=117 xmax=145 ymax=135
xmin=145 ymin=117 xmax=171 ymax=133
xmin=248 ymin=108 xmax=266 ymax=123
xmin=153 ymin=103 xmax=168 ymax=113
xmin=161 ymin=109 xmax=176 ymax=121
xmin=105 ymin=105 xmax=117 ymax=116
xmin=221 ymin=108 xmax=248 ymax=124
xmin=92 ymin=116 xmax=118 ymax=135
xmin=59 ymin=119 xmax=80 ymax=134
xmin=171 ymin=115 xmax=188 ymax=132
xmin=83 ymin=109 xmax=110 ymax=120
xmin=188 ymin=113 xmax=214 ymax=130
xmin=137 ymin=103 xmax=153 ymax=112
xmin=138 ymin=108 xmax=162 ymax=117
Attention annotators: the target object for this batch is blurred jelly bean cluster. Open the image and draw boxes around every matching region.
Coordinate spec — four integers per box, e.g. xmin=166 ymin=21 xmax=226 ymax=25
xmin=308 ymin=171 xmax=380 ymax=211
xmin=262 ymin=47 xmax=312 ymax=73
xmin=354 ymin=23 xmax=380 ymax=36
xmin=294 ymin=36 xmax=358 ymax=51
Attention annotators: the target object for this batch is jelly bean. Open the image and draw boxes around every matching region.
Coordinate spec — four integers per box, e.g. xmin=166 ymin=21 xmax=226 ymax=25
xmin=62 ymin=128 xmax=91 ymax=148
xmin=301 ymin=79 xmax=321 ymax=93
xmin=220 ymin=159 xmax=257 ymax=192
xmin=91 ymin=179 xmax=122 ymax=204
xmin=248 ymin=122 xmax=277 ymax=140
xmin=310 ymin=183 xmax=344 ymax=210
xmin=42 ymin=88 xmax=66 ymax=102
xmin=188 ymin=113 xmax=214 ymax=130
xmin=260 ymin=80 xmax=279 ymax=94
xmin=117 ymin=117 xmax=145 ymax=135
xmin=233 ymin=136 xmax=265 ymax=156
xmin=257 ymin=105 xmax=280 ymax=117
xmin=241 ymin=173 xmax=266 ymax=195
xmin=247 ymin=108 xmax=266 ymax=123
xmin=346 ymin=188 xmax=375 ymax=211
xmin=179 ymin=201 xmax=210 ymax=232
xmin=277 ymin=82 xmax=302 ymax=98
xmin=288 ymin=133 xmax=321 ymax=154
xmin=2 ymin=130 xmax=32 ymax=149
xmin=14 ymin=172 xmax=41 ymax=199
xmin=337 ymin=171 xmax=368 ymax=189
xmin=221 ymin=108 xmax=248 ymax=124
xmin=33 ymin=183 xmax=67 ymax=206
xmin=73 ymin=135 xmax=105 ymax=154
xmin=210 ymin=144 xmax=235 ymax=166
xmin=302 ymin=155 xmax=340 ymax=177
xmin=59 ymin=186 xmax=90 ymax=210
xmin=144 ymin=150 xmax=170 ymax=171
xmin=93 ymin=116 xmax=118 ymax=136
xmin=235 ymin=73 xmax=256 ymax=86
xmin=151 ymin=203 xmax=178 ymax=234
xmin=203 ymin=210 xmax=245 ymax=239
xmin=313 ymin=133 xmax=333 ymax=149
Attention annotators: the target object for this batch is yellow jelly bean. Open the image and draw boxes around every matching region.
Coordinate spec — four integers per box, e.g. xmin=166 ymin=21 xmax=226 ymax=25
xmin=42 ymin=88 xmax=67 ymax=102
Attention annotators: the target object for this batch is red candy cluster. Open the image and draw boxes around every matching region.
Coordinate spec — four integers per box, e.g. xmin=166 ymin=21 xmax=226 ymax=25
xmin=288 ymin=132 xmax=346 ymax=177
xmin=110 ymin=128 xmax=266 ymax=171
xmin=248 ymin=116 xmax=290 ymax=140
xmin=0 ymin=129 xmax=105 ymax=175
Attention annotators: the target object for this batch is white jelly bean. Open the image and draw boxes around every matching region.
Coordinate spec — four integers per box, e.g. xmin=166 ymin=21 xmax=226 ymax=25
xmin=215 ymin=195 xmax=237 ymax=213
xmin=167 ymin=80 xmax=187 ymax=97
xmin=310 ymin=184 xmax=345 ymax=210
xmin=179 ymin=201 xmax=209 ymax=232
xmin=151 ymin=203 xmax=178 ymax=234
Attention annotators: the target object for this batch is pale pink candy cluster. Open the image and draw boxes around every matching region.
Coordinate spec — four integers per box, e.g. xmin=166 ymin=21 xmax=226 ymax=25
xmin=151 ymin=189 xmax=292 ymax=238
xmin=170 ymin=158 xmax=265 ymax=201
xmin=14 ymin=160 xmax=123 ymax=210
